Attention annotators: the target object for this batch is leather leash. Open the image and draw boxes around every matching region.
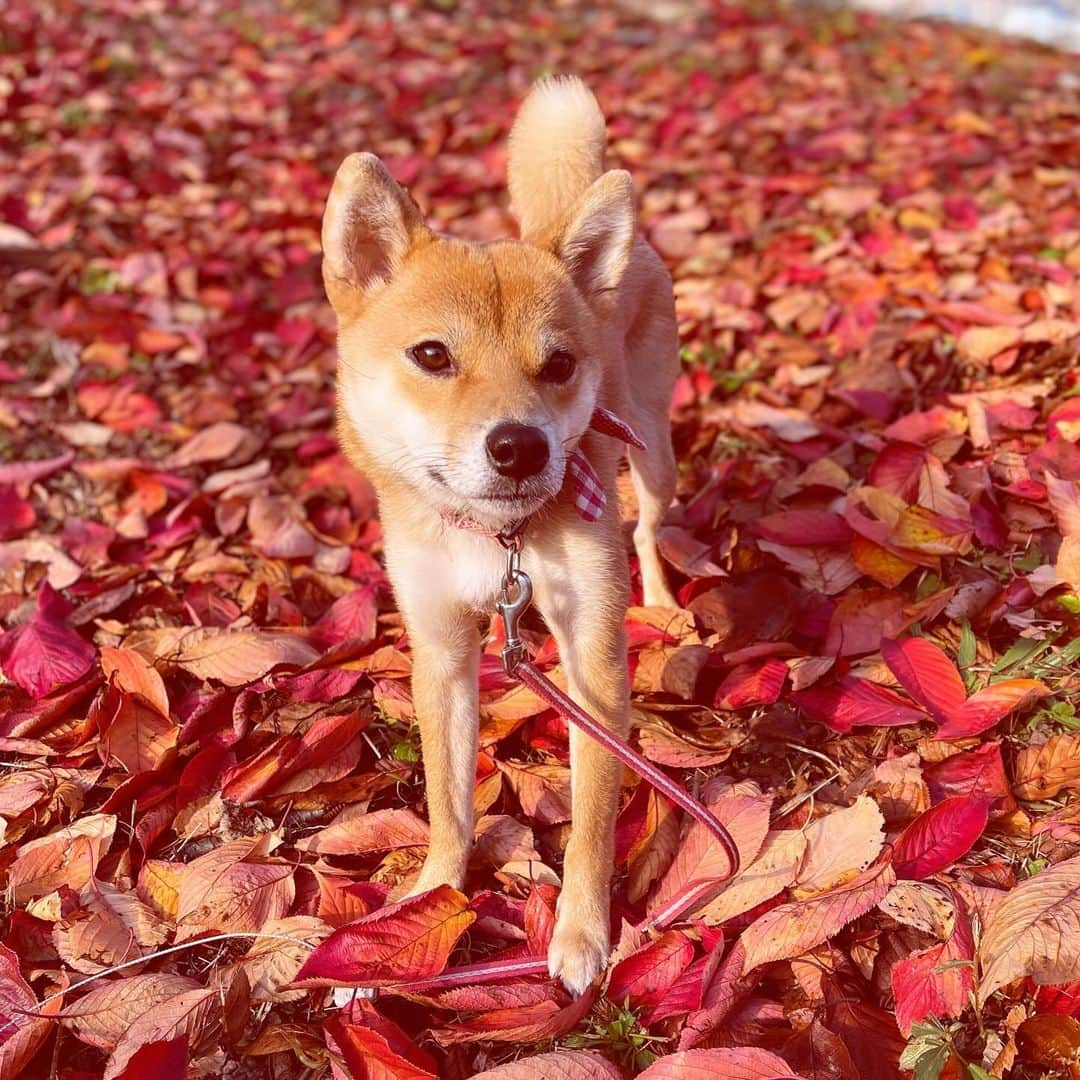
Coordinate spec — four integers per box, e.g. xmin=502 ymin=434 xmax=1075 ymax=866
xmin=493 ymin=524 xmax=741 ymax=880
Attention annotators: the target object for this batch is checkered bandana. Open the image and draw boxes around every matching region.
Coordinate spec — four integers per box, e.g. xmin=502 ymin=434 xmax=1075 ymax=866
xmin=441 ymin=406 xmax=646 ymax=535
xmin=568 ymin=406 xmax=646 ymax=521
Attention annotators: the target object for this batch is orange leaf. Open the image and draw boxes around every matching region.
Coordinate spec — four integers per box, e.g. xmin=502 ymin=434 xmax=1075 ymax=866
xmin=1014 ymin=734 xmax=1080 ymax=800
xmin=295 ymin=808 xmax=429 ymax=856
xmin=99 ymin=646 xmax=169 ymax=717
xmin=294 ymin=885 xmax=475 ymax=988
xmin=740 ymin=858 xmax=896 ymax=972
xmin=935 ymin=678 xmax=1051 ymax=739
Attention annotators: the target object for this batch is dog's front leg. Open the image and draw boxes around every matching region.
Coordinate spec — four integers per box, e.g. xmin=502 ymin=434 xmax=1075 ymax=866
xmin=533 ymin=528 xmax=630 ymax=995
xmin=403 ymin=603 xmax=481 ymax=895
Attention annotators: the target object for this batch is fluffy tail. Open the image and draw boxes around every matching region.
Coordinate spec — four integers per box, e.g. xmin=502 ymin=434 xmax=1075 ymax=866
xmin=508 ymin=76 xmax=606 ymax=239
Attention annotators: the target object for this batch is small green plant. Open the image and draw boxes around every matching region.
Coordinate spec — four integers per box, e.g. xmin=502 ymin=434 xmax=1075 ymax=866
xmin=559 ymin=1000 xmax=668 ymax=1073
xmin=79 ymin=264 xmax=121 ymax=295
xmin=900 ymin=1020 xmax=990 ymax=1080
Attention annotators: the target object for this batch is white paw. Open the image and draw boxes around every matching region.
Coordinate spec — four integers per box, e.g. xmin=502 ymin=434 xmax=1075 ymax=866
xmin=547 ymin=910 xmax=610 ymax=997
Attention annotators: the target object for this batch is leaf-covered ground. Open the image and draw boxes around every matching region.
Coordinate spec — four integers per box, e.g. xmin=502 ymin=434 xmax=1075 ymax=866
xmin=2 ymin=1 xmax=1080 ymax=1077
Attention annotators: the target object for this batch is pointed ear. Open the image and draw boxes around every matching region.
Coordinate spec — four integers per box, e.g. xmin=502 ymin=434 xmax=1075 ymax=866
xmin=321 ymin=153 xmax=430 ymax=307
xmin=548 ymin=170 xmax=636 ymax=307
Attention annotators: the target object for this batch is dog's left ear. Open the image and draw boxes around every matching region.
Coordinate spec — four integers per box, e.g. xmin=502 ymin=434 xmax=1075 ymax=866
xmin=549 ymin=170 xmax=636 ymax=308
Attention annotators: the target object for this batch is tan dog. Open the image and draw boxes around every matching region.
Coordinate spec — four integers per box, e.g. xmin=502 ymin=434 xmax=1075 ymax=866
xmin=324 ymin=76 xmax=679 ymax=994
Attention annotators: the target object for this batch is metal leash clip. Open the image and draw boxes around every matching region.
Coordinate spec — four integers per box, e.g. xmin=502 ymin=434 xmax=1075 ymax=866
xmin=495 ymin=525 xmax=532 ymax=675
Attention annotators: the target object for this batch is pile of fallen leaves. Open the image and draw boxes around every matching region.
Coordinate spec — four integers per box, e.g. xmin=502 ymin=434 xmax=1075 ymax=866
xmin=1 ymin=0 xmax=1079 ymax=1077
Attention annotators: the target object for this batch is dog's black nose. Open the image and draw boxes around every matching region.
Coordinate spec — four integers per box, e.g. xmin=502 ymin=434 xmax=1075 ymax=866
xmin=486 ymin=422 xmax=550 ymax=479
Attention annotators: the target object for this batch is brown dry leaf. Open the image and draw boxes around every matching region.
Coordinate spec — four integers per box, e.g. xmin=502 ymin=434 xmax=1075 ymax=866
xmin=1014 ymin=734 xmax=1080 ymax=800
xmin=740 ymin=858 xmax=896 ymax=972
xmin=849 ymin=752 xmax=929 ymax=825
xmin=103 ymin=974 xmax=248 ymax=1079
xmin=497 ymin=760 xmax=572 ymax=825
xmin=878 ymin=881 xmax=956 ymax=938
xmin=100 ymin=696 xmax=178 ymax=774
xmin=696 ymin=829 xmax=807 ymax=926
xmin=470 ymin=1050 xmax=624 ymax=1078
xmin=792 ymin=795 xmax=885 ymax=898
xmin=977 ymin=854 xmax=1080 ymax=1005
xmin=60 ymin=974 xmax=200 ymax=1051
xmin=125 ymin=626 xmax=318 ymax=685
xmin=176 ymin=836 xmax=295 ymax=941
xmin=54 ymin=883 xmax=169 ymax=974
xmin=636 ymin=714 xmax=739 ymax=767
xmin=226 ymin=915 xmax=331 ymax=1002
xmin=295 ymin=807 xmax=430 ymax=856
xmin=475 ymin=815 xmax=541 ymax=866
xmin=627 ymin=787 xmax=682 ymax=903
xmin=8 ymin=813 xmax=116 ymax=904
xmin=137 ymin=860 xmax=184 ymax=920
xmin=956 ymin=326 xmax=1022 ymax=364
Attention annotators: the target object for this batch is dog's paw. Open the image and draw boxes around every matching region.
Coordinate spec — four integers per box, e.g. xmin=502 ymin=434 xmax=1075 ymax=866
xmin=402 ymin=858 xmax=466 ymax=899
xmin=547 ymin=909 xmax=610 ymax=997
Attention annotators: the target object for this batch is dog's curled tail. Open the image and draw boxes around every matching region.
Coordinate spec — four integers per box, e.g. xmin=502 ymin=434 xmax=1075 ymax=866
xmin=508 ymin=76 xmax=606 ymax=239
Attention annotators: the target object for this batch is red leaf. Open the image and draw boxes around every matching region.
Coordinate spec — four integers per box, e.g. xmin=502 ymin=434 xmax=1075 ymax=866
xmin=891 ymin=905 xmax=974 ymax=1035
xmin=524 ymin=884 xmax=559 ymax=955
xmin=935 ymin=679 xmax=1051 ymax=739
xmin=925 ymin=742 xmax=1013 ymax=813
xmin=325 ymin=1002 xmax=438 ymax=1080
xmin=313 ymin=584 xmax=380 ymax=648
xmin=115 ymin=1036 xmax=188 ymax=1080
xmin=294 ymin=886 xmax=475 ymax=987
xmin=0 ymin=584 xmax=96 ymax=698
xmin=792 ymin=676 xmax=927 ymax=732
xmin=753 ymin=510 xmax=853 ymax=546
xmin=0 ymin=943 xmax=57 ymax=1073
xmin=880 ymin=637 xmax=965 ymax=724
xmin=638 ymin=1047 xmax=806 ymax=1079
xmin=607 ymin=930 xmax=695 ymax=1008
xmin=891 ymin=796 xmax=989 ymax=880
xmin=714 ymin=659 xmax=788 ymax=710
xmin=0 ymin=486 xmax=35 ymax=539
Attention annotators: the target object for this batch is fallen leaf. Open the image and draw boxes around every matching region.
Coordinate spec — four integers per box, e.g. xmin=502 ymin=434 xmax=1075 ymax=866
xmin=294 ymin=885 xmax=475 ymax=987
xmin=793 ymin=795 xmax=885 ymax=897
xmin=891 ymin=796 xmax=989 ymax=880
xmin=1014 ymin=734 xmax=1080 ymax=800
xmin=978 ymin=855 xmax=1080 ymax=1006
xmin=638 ymin=1047 xmax=806 ymax=1079
xmin=740 ymin=859 xmax=896 ymax=972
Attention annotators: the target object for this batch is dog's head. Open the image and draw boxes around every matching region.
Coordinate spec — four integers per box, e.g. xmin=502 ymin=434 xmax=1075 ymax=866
xmin=323 ymin=153 xmax=634 ymax=526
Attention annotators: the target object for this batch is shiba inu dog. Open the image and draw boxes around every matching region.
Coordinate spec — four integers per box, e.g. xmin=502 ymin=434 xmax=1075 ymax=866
xmin=324 ymin=76 xmax=679 ymax=994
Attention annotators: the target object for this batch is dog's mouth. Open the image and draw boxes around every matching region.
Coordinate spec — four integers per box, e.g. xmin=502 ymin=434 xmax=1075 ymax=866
xmin=426 ymin=466 xmax=557 ymax=515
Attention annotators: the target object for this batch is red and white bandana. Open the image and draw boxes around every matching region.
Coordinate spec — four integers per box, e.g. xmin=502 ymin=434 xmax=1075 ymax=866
xmin=567 ymin=406 xmax=645 ymax=522
xmin=442 ymin=406 xmax=645 ymax=534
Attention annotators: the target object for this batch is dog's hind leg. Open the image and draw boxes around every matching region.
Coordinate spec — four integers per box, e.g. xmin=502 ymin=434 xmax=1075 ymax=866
xmin=628 ymin=428 xmax=678 ymax=609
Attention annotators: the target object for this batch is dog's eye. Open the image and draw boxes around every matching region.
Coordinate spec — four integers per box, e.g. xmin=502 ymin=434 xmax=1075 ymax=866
xmin=408 ymin=340 xmax=453 ymax=374
xmin=539 ymin=349 xmax=576 ymax=384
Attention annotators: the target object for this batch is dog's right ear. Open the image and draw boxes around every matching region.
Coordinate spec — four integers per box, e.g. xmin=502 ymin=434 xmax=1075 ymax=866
xmin=321 ymin=153 xmax=430 ymax=311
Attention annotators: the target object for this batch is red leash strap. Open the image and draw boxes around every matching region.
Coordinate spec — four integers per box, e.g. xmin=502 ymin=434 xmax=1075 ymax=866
xmin=513 ymin=659 xmax=741 ymax=880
